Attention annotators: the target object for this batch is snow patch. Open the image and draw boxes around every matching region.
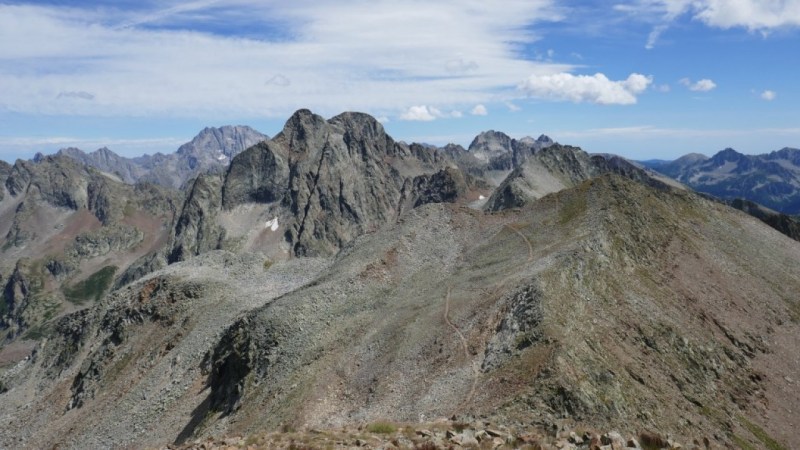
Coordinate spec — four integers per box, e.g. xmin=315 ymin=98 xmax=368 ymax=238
xmin=479 ymin=195 xmax=485 ymax=200
xmin=217 ymin=154 xmax=228 ymax=161
xmin=265 ymin=217 xmax=279 ymax=231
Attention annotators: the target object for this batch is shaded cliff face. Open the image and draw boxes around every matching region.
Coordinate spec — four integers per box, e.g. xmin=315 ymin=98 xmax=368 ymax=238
xmin=168 ymin=174 xmax=225 ymax=264
xmin=220 ymin=110 xmax=464 ymax=257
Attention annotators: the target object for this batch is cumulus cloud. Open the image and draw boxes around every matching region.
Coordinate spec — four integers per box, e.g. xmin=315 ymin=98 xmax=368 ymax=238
xmin=471 ymin=104 xmax=488 ymax=115
xmin=680 ymin=78 xmax=717 ymax=92
xmin=400 ymin=106 xmax=463 ymax=121
xmin=761 ymin=90 xmax=777 ymax=101
xmin=624 ymin=0 xmax=800 ymax=47
xmin=519 ymin=72 xmax=653 ymax=105
xmin=400 ymin=106 xmax=438 ymax=121
xmin=0 ymin=1 xmax=569 ymax=119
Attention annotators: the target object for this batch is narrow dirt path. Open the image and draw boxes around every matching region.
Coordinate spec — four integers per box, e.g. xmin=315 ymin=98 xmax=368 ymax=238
xmin=505 ymin=223 xmax=534 ymax=262
xmin=444 ymin=285 xmax=479 ymax=416
xmin=444 ymin=223 xmax=535 ymax=416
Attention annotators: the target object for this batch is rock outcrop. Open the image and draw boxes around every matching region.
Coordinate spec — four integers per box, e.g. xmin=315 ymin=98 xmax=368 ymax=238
xmin=485 ymin=145 xmax=672 ymax=212
xmin=0 ymin=160 xmax=12 ymax=201
xmin=484 ymin=144 xmax=596 ymax=211
xmin=1 ymin=261 xmax=32 ymax=335
xmin=467 ymin=130 xmax=554 ymax=171
xmin=169 ymin=174 xmax=226 ymax=263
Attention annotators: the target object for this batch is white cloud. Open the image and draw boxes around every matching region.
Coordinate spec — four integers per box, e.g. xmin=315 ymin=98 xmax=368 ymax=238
xmin=400 ymin=106 xmax=438 ymax=121
xmin=519 ymin=72 xmax=653 ymax=105
xmin=645 ymin=24 xmax=669 ymax=49
xmin=471 ymin=104 xmax=488 ymax=115
xmin=505 ymin=101 xmax=521 ymax=111
xmin=624 ymin=0 xmax=800 ymax=47
xmin=760 ymin=90 xmax=777 ymax=101
xmin=692 ymin=0 xmax=800 ymax=31
xmin=680 ymin=78 xmax=717 ymax=92
xmin=400 ymin=105 xmax=463 ymax=121
xmin=0 ymin=2 xmax=570 ymax=120
xmin=655 ymin=84 xmax=671 ymax=92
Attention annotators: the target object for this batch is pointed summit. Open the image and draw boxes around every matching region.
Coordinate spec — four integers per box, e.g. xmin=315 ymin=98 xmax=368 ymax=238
xmin=536 ymin=134 xmax=554 ymax=145
xmin=468 ymin=130 xmax=514 ymax=163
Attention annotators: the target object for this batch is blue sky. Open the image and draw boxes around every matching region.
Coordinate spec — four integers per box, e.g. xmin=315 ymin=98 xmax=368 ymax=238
xmin=0 ymin=0 xmax=798 ymax=162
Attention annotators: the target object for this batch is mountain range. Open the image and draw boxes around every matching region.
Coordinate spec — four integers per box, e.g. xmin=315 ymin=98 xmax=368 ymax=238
xmin=641 ymin=147 xmax=800 ymax=215
xmin=55 ymin=125 xmax=268 ymax=189
xmin=1 ymin=110 xmax=798 ymax=449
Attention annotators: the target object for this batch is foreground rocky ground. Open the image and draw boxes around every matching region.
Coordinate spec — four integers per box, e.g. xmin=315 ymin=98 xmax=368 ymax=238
xmin=158 ymin=419 xmax=716 ymax=450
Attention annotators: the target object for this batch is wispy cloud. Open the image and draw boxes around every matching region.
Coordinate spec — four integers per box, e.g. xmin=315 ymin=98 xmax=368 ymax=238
xmin=519 ymin=72 xmax=652 ymax=105
xmin=619 ymin=0 xmax=800 ymax=48
xmin=680 ymin=78 xmax=717 ymax=92
xmin=0 ymin=1 xmax=569 ymax=120
xmin=56 ymin=91 xmax=95 ymax=100
xmin=760 ymin=90 xmax=777 ymax=101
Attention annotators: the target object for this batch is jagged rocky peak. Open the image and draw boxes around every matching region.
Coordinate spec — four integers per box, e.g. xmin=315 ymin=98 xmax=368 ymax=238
xmin=220 ymin=109 xmax=463 ymax=257
xmin=468 ymin=130 xmax=514 ymax=163
xmin=517 ymin=134 xmax=555 ymax=148
xmin=765 ymin=147 xmax=800 ymax=167
xmin=5 ymin=154 xmax=91 ymax=208
xmin=176 ymin=125 xmax=268 ymax=161
xmin=273 ymin=108 xmax=330 ymax=154
xmin=467 ymin=131 xmax=557 ymax=171
xmin=712 ymin=147 xmax=744 ymax=162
